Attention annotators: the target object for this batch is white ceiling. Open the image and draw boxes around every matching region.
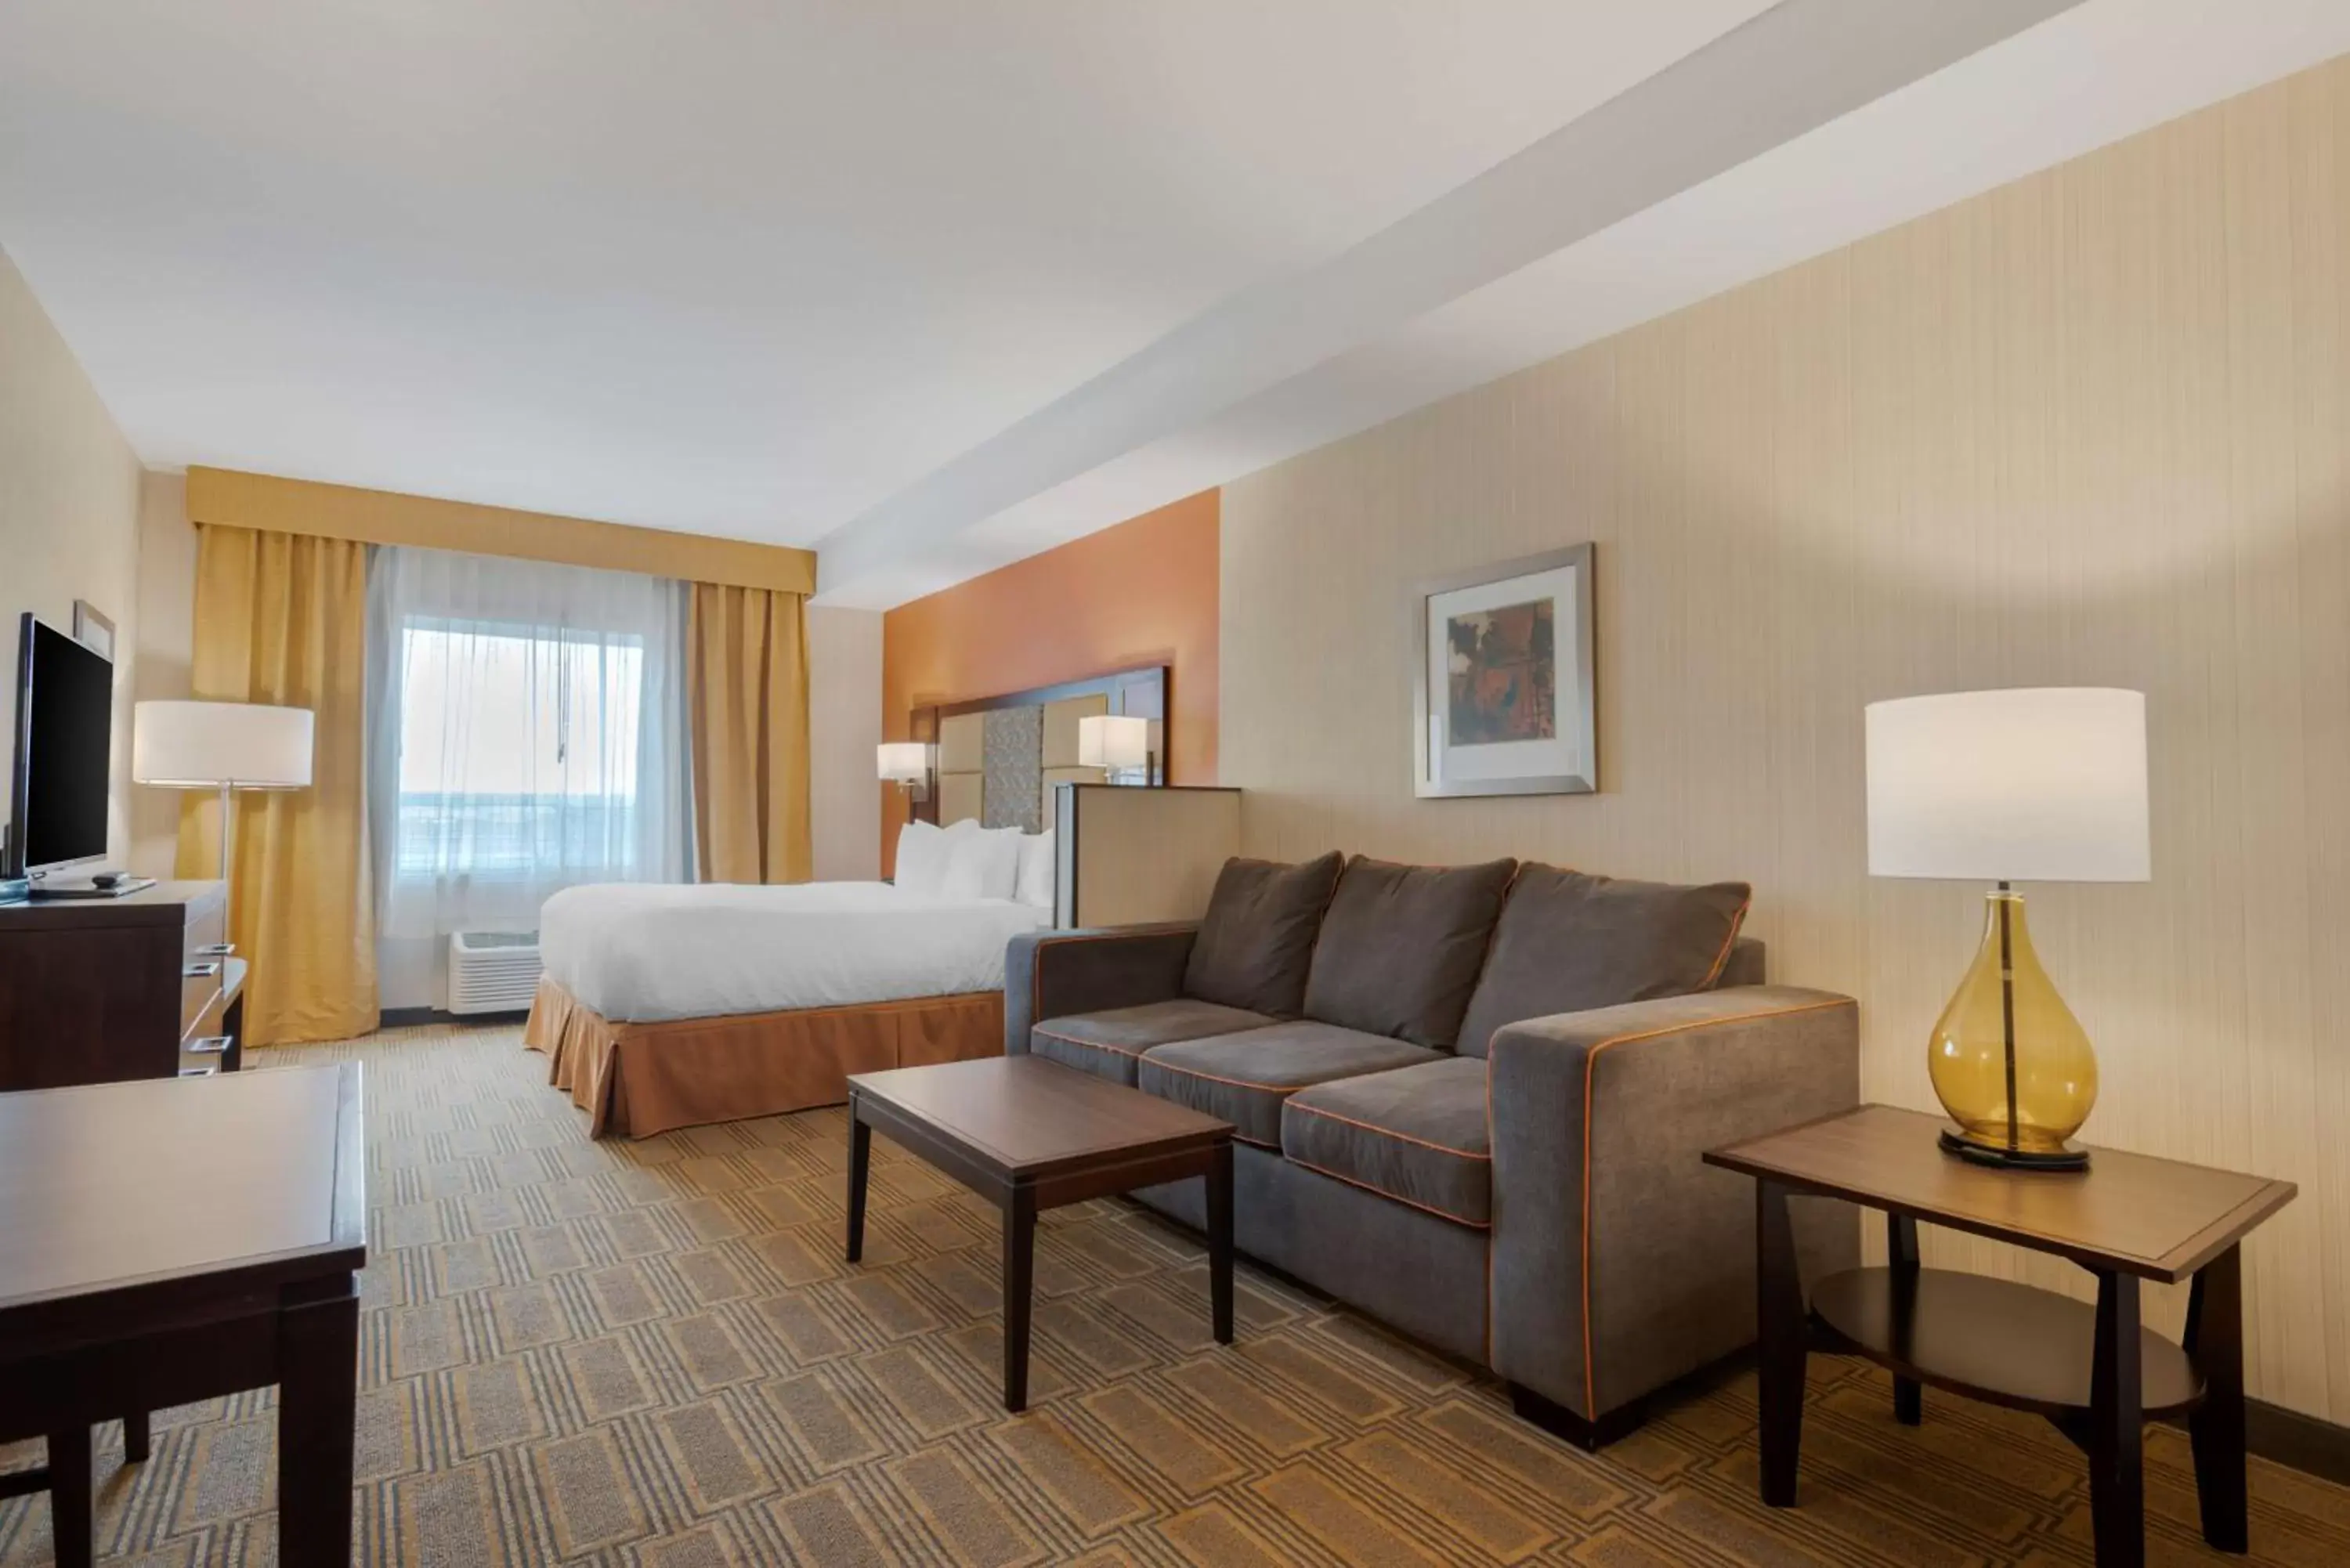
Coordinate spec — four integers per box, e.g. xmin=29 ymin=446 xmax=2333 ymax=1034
xmin=898 ymin=0 xmax=2350 ymax=609
xmin=6 ymin=2 xmax=2348 ymax=608
xmin=0 ymin=0 xmax=1769 ymax=538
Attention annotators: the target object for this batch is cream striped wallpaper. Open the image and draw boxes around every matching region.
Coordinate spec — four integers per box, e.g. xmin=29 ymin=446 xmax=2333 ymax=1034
xmin=1222 ymin=55 xmax=2350 ymax=1420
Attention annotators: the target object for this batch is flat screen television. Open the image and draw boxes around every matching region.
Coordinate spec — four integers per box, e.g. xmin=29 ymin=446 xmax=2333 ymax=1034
xmin=6 ymin=613 xmax=114 ymax=877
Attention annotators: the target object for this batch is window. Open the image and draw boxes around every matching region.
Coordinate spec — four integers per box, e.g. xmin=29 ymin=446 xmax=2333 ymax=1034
xmin=392 ymin=623 xmax=649 ymax=877
xmin=367 ymin=547 xmax=690 ymax=938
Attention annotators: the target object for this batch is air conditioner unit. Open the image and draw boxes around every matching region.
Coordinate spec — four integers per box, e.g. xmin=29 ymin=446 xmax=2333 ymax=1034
xmin=447 ymin=930 xmax=543 ymax=1015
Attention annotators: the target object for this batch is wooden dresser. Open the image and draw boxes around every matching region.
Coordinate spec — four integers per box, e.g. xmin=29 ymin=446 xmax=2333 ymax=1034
xmin=0 ymin=880 xmax=245 ymax=1090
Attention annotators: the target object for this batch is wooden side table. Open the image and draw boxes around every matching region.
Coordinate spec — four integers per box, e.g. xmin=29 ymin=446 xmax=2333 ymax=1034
xmin=1706 ymin=1104 xmax=2296 ymax=1568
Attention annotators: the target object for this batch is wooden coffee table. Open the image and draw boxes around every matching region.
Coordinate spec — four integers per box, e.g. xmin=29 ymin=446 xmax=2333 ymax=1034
xmin=1706 ymin=1104 xmax=2297 ymax=1568
xmin=844 ymin=1056 xmax=1235 ymax=1411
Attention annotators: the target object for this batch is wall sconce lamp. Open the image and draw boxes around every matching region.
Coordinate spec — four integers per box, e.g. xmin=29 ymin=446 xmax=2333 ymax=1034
xmin=877 ymin=741 xmax=932 ymax=803
xmin=1078 ymin=714 xmax=1159 ymax=786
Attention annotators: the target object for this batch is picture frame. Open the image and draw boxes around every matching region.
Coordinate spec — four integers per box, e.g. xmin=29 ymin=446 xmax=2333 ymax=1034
xmin=71 ymin=600 xmax=114 ymax=660
xmin=1412 ymin=542 xmax=1596 ymax=798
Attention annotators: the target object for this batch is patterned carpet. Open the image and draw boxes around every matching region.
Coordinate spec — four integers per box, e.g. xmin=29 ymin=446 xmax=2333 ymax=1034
xmin=3 ymin=1023 xmax=2348 ymax=1566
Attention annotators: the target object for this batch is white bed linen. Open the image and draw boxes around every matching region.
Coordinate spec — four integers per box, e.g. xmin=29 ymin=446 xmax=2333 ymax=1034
xmin=539 ymin=880 xmax=1050 ymax=1023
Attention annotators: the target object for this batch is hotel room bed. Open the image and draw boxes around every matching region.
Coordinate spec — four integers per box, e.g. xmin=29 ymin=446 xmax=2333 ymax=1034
xmin=524 ymin=880 xmax=1049 ymax=1136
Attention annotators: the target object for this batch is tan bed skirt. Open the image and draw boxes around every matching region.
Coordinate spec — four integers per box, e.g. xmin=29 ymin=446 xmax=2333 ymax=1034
xmin=522 ymin=976 xmax=1003 ymax=1138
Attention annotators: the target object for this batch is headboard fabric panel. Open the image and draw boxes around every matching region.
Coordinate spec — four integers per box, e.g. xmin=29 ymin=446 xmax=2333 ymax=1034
xmin=982 ymin=706 xmax=1045 ymax=830
xmin=937 ymin=712 xmax=984 ymax=773
xmin=937 ymin=773 xmax=982 ymax=826
xmin=1043 ymin=694 xmax=1108 ymax=772
xmin=935 ymin=713 xmax=985 ymax=826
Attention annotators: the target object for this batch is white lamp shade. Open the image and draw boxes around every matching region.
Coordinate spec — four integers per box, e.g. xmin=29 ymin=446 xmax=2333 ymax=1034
xmin=1865 ymin=688 xmax=2149 ymax=883
xmin=876 ymin=742 xmax=930 ymax=782
xmin=133 ymin=700 xmax=314 ymax=790
xmin=1078 ymin=714 xmax=1150 ymax=770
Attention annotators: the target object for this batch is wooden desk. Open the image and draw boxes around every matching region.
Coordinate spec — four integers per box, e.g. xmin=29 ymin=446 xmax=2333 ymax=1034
xmin=0 ymin=1064 xmax=367 ymax=1566
xmin=845 ymin=1056 xmax=1234 ymax=1411
xmin=1707 ymin=1104 xmax=2297 ymax=1568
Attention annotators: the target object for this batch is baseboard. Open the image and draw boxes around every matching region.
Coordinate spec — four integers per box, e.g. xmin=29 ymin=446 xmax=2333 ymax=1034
xmin=2244 ymin=1397 xmax=2350 ymax=1488
xmin=1102 ymin=1209 xmax=2350 ymax=1490
xmin=379 ymin=1006 xmax=529 ymax=1029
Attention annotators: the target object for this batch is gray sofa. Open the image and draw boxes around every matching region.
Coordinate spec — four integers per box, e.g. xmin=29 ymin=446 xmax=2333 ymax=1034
xmin=1004 ymin=853 xmax=1859 ymax=1447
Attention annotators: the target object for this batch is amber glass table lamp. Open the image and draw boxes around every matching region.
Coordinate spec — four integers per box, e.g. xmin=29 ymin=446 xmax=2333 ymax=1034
xmin=1864 ymin=688 xmax=2149 ymax=1172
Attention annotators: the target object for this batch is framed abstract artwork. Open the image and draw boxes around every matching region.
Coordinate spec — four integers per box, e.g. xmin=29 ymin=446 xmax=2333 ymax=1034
xmin=1412 ymin=542 xmax=1596 ymax=798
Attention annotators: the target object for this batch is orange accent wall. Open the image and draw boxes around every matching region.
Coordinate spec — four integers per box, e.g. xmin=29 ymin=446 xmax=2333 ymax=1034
xmin=879 ymin=490 xmax=1218 ymax=873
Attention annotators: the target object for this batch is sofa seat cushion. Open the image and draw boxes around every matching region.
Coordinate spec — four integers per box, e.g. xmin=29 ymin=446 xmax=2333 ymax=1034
xmin=1138 ymin=1022 xmax=1441 ymax=1147
xmin=1031 ymin=999 xmax=1274 ymax=1086
xmin=1282 ymin=1057 xmax=1492 ymax=1228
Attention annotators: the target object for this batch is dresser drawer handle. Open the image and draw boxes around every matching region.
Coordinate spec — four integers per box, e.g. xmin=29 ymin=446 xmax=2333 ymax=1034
xmin=177 ymin=1064 xmax=220 ymax=1078
xmin=194 ymin=942 xmax=236 ymax=958
xmin=186 ymin=1035 xmax=233 ymax=1054
xmin=183 ymin=961 xmax=222 ymax=979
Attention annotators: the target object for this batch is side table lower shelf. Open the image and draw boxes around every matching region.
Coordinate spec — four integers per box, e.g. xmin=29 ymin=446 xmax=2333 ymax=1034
xmin=1810 ymin=1266 xmax=2204 ymax=1421
xmin=1748 ymin=1202 xmax=2254 ymax=1568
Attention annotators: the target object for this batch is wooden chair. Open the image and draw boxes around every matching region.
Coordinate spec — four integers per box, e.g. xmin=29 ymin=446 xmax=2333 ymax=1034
xmin=0 ymin=1414 xmax=150 ymax=1568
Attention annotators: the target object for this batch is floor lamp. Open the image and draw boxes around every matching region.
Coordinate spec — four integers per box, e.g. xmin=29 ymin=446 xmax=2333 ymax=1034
xmin=133 ymin=700 xmax=316 ymax=909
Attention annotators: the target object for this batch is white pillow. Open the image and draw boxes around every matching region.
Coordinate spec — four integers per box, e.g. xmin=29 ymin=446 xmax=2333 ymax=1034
xmin=893 ymin=820 xmax=956 ymax=894
xmin=1014 ymin=829 xmax=1056 ymax=909
xmin=942 ymin=823 xmax=1022 ymax=902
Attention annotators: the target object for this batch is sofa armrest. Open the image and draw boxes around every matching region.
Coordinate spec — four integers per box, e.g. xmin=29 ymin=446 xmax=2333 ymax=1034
xmin=1486 ymin=985 xmax=1860 ymax=1420
xmin=1004 ymin=924 xmax=1201 ymax=1054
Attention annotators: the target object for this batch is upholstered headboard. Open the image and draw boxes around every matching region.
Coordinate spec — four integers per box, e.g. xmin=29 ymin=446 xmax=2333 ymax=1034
xmin=910 ymin=664 xmax=1168 ymax=832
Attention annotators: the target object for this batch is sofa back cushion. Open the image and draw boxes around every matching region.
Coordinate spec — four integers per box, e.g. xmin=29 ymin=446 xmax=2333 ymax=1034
xmin=1302 ymin=857 xmax=1518 ymax=1049
xmin=1455 ymin=865 xmax=1752 ymax=1057
xmin=1182 ymin=852 xmax=1345 ymax=1017
xmin=1718 ymin=935 xmax=1767 ymax=989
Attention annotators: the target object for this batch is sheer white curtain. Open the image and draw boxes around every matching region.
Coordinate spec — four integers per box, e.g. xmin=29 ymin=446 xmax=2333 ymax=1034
xmin=366 ymin=547 xmax=692 ymax=939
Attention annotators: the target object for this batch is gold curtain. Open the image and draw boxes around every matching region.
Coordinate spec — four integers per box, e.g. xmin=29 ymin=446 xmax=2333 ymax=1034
xmin=688 ymin=583 xmax=811 ymax=883
xmin=176 ymin=524 xmax=378 ymax=1045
